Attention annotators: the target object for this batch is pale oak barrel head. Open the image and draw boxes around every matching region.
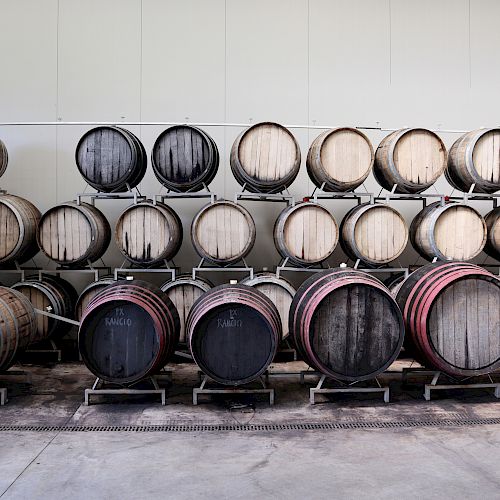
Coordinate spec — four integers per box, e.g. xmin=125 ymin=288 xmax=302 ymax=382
xmin=152 ymin=125 xmax=219 ymax=192
xmin=306 ymin=128 xmax=374 ymax=192
xmin=115 ymin=200 xmax=183 ymax=266
xmin=340 ymin=202 xmax=408 ymax=266
xmin=273 ymin=202 xmax=338 ymax=266
xmin=0 ymin=139 xmax=8 ymax=178
xmin=191 ymin=200 xmax=256 ymax=265
xmin=230 ymin=122 xmax=301 ymax=193
xmin=374 ymin=128 xmax=447 ymax=193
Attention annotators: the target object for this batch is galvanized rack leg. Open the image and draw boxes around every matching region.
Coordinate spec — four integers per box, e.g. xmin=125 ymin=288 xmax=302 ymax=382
xmin=309 ymin=374 xmax=390 ymax=404
xmin=193 ymin=375 xmax=274 ymax=406
xmin=0 ymin=387 xmax=7 ymax=405
xmin=0 ymin=369 xmax=33 ymax=405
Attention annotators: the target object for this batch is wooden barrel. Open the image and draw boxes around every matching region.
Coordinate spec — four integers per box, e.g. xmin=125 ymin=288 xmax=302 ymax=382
xmin=75 ymin=126 xmax=147 ymax=192
xmin=75 ymin=275 xmax=124 ymax=321
xmin=395 ymin=262 xmax=500 ymax=377
xmin=0 ymin=194 xmax=41 ymax=265
xmin=0 ymin=139 xmax=7 ymax=178
xmin=484 ymin=207 xmax=500 ymax=261
xmin=446 ymin=128 xmax=500 ymax=194
xmin=37 ymin=201 xmax=111 ymax=266
xmin=79 ymin=280 xmax=180 ymax=384
xmin=187 ymin=284 xmax=281 ymax=385
xmin=306 ymin=128 xmax=374 ymax=192
xmin=240 ymin=272 xmax=295 ymax=341
xmin=340 ymin=202 xmax=408 ymax=266
xmin=12 ymin=275 xmax=77 ymax=341
xmin=384 ymin=274 xmax=407 ymax=297
xmin=0 ymin=287 xmax=37 ymax=371
xmin=115 ymin=200 xmax=183 ymax=266
xmin=410 ymin=201 xmax=486 ymax=261
xmin=273 ymin=202 xmax=338 ymax=266
xmin=151 ymin=125 xmax=219 ymax=192
xmin=290 ymin=269 xmax=404 ymax=382
xmin=160 ymin=274 xmax=213 ymax=344
xmin=230 ymin=122 xmax=301 ymax=193
xmin=191 ymin=200 xmax=256 ymax=265
xmin=374 ymin=128 xmax=447 ymax=193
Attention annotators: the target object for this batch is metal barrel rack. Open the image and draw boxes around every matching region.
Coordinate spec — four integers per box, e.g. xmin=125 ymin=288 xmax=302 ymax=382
xmin=0 ymin=370 xmax=33 ymax=405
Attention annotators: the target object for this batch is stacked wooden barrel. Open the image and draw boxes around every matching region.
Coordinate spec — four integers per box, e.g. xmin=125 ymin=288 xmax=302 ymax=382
xmin=79 ymin=280 xmax=180 ymax=384
xmin=75 ymin=126 xmax=147 ymax=192
xmin=191 ymin=200 xmax=256 ymax=264
xmin=395 ymin=262 xmax=500 ymax=377
xmin=410 ymin=201 xmax=486 ymax=261
xmin=37 ymin=202 xmax=111 ymax=266
xmin=0 ymin=287 xmax=38 ymax=371
xmin=12 ymin=275 xmax=77 ymax=341
xmin=152 ymin=125 xmax=219 ymax=192
xmin=187 ymin=284 xmax=281 ymax=385
xmin=240 ymin=272 xmax=296 ymax=340
xmin=446 ymin=128 xmax=500 ymax=193
xmin=273 ymin=202 xmax=338 ymax=266
xmin=115 ymin=200 xmax=182 ymax=266
xmin=75 ymin=276 xmax=122 ymax=321
xmin=289 ymin=269 xmax=404 ymax=381
xmin=0 ymin=194 xmax=41 ymax=265
xmin=0 ymin=139 xmax=7 ymax=178
xmin=340 ymin=202 xmax=408 ymax=266
xmin=484 ymin=207 xmax=500 ymax=260
xmin=230 ymin=122 xmax=301 ymax=193
xmin=160 ymin=275 xmax=213 ymax=344
xmin=374 ymin=128 xmax=447 ymax=193
xmin=307 ymin=128 xmax=374 ymax=191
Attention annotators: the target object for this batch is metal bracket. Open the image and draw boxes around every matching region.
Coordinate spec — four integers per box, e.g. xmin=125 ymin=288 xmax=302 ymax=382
xmin=155 ymin=185 xmax=217 ymax=205
xmin=310 ymin=185 xmax=374 ymax=205
xmin=114 ymin=264 xmax=178 ymax=281
xmin=0 ymin=388 xmax=6 ymax=405
xmin=0 ymin=370 xmax=33 ymax=404
xmin=275 ymin=257 xmax=328 ymax=278
xmin=234 ymin=191 xmax=295 ymax=205
xmin=193 ymin=375 xmax=274 ymax=406
xmin=24 ymin=339 xmax=62 ymax=362
xmin=192 ymin=258 xmax=254 ymax=280
xmin=77 ymin=190 xmax=146 ymax=206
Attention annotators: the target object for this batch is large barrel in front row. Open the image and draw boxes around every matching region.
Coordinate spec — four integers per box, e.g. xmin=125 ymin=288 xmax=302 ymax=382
xmin=12 ymin=275 xmax=77 ymax=341
xmin=290 ymin=269 xmax=404 ymax=382
xmin=396 ymin=262 xmax=500 ymax=377
xmin=187 ymin=285 xmax=282 ymax=385
xmin=0 ymin=287 xmax=37 ymax=371
xmin=79 ymin=281 xmax=180 ymax=384
xmin=75 ymin=126 xmax=147 ymax=192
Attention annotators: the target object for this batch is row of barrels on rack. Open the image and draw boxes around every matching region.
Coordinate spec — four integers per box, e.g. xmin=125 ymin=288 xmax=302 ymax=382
xmin=2 ymin=262 xmax=499 ymax=386
xmin=2 ymin=193 xmax=500 ymax=268
xmin=1 ymin=125 xmax=492 ymax=194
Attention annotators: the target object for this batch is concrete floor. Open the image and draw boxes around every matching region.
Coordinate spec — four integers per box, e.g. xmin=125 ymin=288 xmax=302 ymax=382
xmin=0 ymin=360 xmax=499 ymax=499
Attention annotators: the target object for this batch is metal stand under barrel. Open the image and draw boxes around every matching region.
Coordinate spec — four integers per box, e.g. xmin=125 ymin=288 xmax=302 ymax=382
xmin=24 ymin=339 xmax=62 ymax=362
xmin=402 ymin=368 xmax=500 ymax=401
xmin=85 ymin=375 xmax=169 ymax=406
xmin=193 ymin=375 xmax=274 ymax=406
xmin=0 ymin=370 xmax=33 ymax=405
xmin=308 ymin=374 xmax=390 ymax=404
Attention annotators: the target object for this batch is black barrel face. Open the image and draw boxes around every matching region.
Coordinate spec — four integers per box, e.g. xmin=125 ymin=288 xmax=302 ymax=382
xmin=309 ymin=284 xmax=403 ymax=378
xmin=80 ymin=300 xmax=158 ymax=382
xmin=191 ymin=303 xmax=274 ymax=385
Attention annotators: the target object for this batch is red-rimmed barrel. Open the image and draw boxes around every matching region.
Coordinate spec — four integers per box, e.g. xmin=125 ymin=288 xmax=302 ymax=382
xmin=289 ymin=268 xmax=404 ymax=382
xmin=79 ymin=280 xmax=180 ymax=384
xmin=395 ymin=262 xmax=500 ymax=377
xmin=187 ymin=284 xmax=281 ymax=385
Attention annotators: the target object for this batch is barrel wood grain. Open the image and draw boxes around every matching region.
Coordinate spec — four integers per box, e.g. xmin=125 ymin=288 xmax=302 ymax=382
xmin=0 ymin=139 xmax=8 ymax=178
xmin=484 ymin=207 xmax=500 ymax=260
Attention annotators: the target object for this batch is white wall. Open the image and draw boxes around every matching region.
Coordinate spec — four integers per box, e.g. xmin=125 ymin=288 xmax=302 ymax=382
xmin=0 ymin=0 xmax=499 ymax=286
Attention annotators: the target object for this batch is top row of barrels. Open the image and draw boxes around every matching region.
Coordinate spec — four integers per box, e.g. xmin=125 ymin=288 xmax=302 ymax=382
xmin=19 ymin=123 xmax=492 ymax=195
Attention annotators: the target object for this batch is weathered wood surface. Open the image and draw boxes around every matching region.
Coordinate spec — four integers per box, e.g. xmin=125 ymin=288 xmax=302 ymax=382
xmin=374 ymin=128 xmax=447 ymax=193
xmin=273 ymin=202 xmax=338 ymax=266
xmin=230 ymin=122 xmax=301 ymax=193
xmin=152 ymin=125 xmax=219 ymax=192
xmin=446 ymin=128 xmax=500 ymax=193
xmin=0 ymin=139 xmax=8 ymax=178
xmin=396 ymin=262 xmax=500 ymax=377
xmin=340 ymin=202 xmax=408 ymax=265
xmin=160 ymin=275 xmax=212 ymax=344
xmin=307 ymin=127 xmax=373 ymax=192
xmin=290 ymin=269 xmax=404 ymax=382
xmin=37 ymin=202 xmax=110 ymax=266
xmin=0 ymin=287 xmax=37 ymax=371
xmin=187 ymin=284 xmax=281 ymax=385
xmin=76 ymin=126 xmax=147 ymax=192
xmin=0 ymin=194 xmax=41 ymax=265
xmin=115 ymin=200 xmax=182 ymax=266
xmin=191 ymin=200 xmax=256 ymax=264
xmin=75 ymin=276 xmax=120 ymax=321
xmin=410 ymin=201 xmax=486 ymax=261
xmin=484 ymin=207 xmax=500 ymax=261
xmin=79 ymin=280 xmax=180 ymax=384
